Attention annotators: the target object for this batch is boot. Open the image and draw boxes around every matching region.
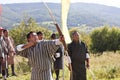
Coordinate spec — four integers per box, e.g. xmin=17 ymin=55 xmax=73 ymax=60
xmin=11 ymin=64 xmax=17 ymax=76
xmin=6 ymin=68 xmax=9 ymax=77
xmin=55 ymin=70 xmax=59 ymax=80
xmin=2 ymin=70 xmax=7 ymax=80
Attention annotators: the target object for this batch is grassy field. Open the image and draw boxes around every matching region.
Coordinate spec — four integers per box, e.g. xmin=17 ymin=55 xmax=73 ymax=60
xmin=2 ymin=52 xmax=120 ymax=80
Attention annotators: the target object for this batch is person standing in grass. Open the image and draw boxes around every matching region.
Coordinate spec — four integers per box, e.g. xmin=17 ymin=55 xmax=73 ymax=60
xmin=50 ymin=33 xmax=63 ymax=80
xmin=0 ymin=27 xmax=8 ymax=80
xmin=16 ymin=31 xmax=64 ymax=80
xmin=3 ymin=29 xmax=17 ymax=77
xmin=68 ymin=31 xmax=90 ymax=80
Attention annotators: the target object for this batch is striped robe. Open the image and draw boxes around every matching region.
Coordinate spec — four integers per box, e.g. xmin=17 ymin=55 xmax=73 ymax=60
xmin=0 ymin=36 xmax=8 ymax=70
xmin=17 ymin=40 xmax=60 ymax=80
xmin=0 ymin=36 xmax=8 ymax=58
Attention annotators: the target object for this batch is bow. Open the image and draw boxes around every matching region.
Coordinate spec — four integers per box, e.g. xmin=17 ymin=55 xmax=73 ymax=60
xmin=42 ymin=1 xmax=68 ymax=51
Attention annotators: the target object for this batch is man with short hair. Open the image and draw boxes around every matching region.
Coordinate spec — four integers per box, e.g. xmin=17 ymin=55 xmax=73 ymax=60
xmin=3 ymin=29 xmax=16 ymax=76
xmin=68 ymin=31 xmax=90 ymax=80
xmin=37 ymin=31 xmax=44 ymax=40
xmin=16 ymin=31 xmax=64 ymax=80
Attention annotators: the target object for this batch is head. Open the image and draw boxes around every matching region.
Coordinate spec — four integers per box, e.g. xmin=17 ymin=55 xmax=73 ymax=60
xmin=3 ymin=29 xmax=9 ymax=37
xmin=26 ymin=31 xmax=39 ymax=42
xmin=72 ymin=31 xmax=80 ymax=42
xmin=37 ymin=31 xmax=43 ymax=40
xmin=50 ymin=33 xmax=56 ymax=40
xmin=0 ymin=27 xmax=4 ymax=36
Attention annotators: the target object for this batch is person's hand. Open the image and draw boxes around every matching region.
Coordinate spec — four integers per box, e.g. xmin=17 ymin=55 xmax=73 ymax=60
xmin=86 ymin=63 xmax=90 ymax=69
xmin=66 ymin=63 xmax=72 ymax=71
xmin=28 ymin=40 xmax=37 ymax=47
xmin=59 ymin=35 xmax=64 ymax=42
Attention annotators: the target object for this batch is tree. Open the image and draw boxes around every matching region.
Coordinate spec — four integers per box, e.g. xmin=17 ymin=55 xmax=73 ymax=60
xmin=107 ymin=27 xmax=120 ymax=53
xmin=90 ymin=26 xmax=120 ymax=54
xmin=90 ymin=26 xmax=109 ymax=54
xmin=9 ymin=17 xmax=52 ymax=45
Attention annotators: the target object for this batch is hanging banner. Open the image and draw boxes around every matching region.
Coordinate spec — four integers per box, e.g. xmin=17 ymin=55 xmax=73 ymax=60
xmin=61 ymin=0 xmax=71 ymax=44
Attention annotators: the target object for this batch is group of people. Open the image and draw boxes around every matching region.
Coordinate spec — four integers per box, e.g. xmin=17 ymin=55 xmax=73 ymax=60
xmin=0 ymin=25 xmax=90 ymax=80
xmin=0 ymin=27 xmax=16 ymax=80
xmin=16 ymin=30 xmax=90 ymax=80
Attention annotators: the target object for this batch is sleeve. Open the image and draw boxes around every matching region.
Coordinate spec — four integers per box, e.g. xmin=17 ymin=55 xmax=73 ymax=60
xmin=16 ymin=44 xmax=28 ymax=58
xmin=59 ymin=46 xmax=63 ymax=58
xmin=67 ymin=44 xmax=72 ymax=57
xmin=16 ymin=44 xmax=25 ymax=51
xmin=67 ymin=44 xmax=72 ymax=63
xmin=84 ymin=43 xmax=90 ymax=59
xmin=43 ymin=40 xmax=60 ymax=55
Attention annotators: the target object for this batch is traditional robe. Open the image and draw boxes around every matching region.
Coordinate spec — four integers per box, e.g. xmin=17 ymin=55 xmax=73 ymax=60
xmin=68 ymin=41 xmax=89 ymax=80
xmin=0 ymin=36 xmax=8 ymax=70
xmin=4 ymin=36 xmax=15 ymax=64
xmin=54 ymin=46 xmax=63 ymax=70
xmin=16 ymin=40 xmax=60 ymax=80
xmin=0 ymin=36 xmax=8 ymax=58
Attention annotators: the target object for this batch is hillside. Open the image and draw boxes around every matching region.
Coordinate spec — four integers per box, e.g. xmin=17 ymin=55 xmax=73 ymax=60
xmin=1 ymin=2 xmax=120 ymax=29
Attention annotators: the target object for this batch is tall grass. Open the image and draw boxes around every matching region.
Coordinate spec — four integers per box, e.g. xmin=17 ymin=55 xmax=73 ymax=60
xmin=5 ymin=52 xmax=120 ymax=80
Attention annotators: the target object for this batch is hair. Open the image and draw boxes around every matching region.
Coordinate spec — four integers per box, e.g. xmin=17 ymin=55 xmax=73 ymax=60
xmin=3 ymin=29 xmax=7 ymax=33
xmin=26 ymin=31 xmax=34 ymax=39
xmin=50 ymin=33 xmax=56 ymax=39
xmin=37 ymin=31 xmax=43 ymax=35
xmin=72 ymin=31 xmax=79 ymax=36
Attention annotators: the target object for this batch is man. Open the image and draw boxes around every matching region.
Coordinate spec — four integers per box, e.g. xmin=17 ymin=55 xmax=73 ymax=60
xmin=51 ymin=33 xmax=63 ymax=80
xmin=68 ymin=31 xmax=90 ymax=80
xmin=37 ymin=31 xmax=44 ymax=40
xmin=16 ymin=31 xmax=64 ymax=80
xmin=0 ymin=27 xmax=8 ymax=80
xmin=3 ymin=29 xmax=16 ymax=76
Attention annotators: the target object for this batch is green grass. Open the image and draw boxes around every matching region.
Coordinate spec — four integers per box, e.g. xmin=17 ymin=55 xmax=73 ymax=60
xmin=4 ymin=52 xmax=120 ymax=80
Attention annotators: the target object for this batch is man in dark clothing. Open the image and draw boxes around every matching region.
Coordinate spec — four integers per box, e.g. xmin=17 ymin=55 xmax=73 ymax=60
xmin=51 ymin=33 xmax=63 ymax=80
xmin=68 ymin=31 xmax=90 ymax=80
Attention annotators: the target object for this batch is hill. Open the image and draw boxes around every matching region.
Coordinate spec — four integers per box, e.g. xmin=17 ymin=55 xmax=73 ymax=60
xmin=1 ymin=2 xmax=120 ymax=29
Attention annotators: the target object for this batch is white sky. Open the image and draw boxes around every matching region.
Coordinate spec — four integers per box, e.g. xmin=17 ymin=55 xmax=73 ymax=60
xmin=0 ymin=0 xmax=120 ymax=8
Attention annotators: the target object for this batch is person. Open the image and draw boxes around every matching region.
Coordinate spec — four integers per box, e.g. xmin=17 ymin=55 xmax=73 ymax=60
xmin=68 ymin=31 xmax=90 ymax=80
xmin=37 ymin=31 xmax=44 ymax=40
xmin=16 ymin=31 xmax=64 ymax=80
xmin=3 ymin=29 xmax=16 ymax=76
xmin=51 ymin=33 xmax=63 ymax=80
xmin=0 ymin=27 xmax=8 ymax=80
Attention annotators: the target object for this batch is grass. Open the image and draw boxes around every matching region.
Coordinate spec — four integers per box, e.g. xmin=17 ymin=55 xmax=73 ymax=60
xmin=3 ymin=52 xmax=120 ymax=80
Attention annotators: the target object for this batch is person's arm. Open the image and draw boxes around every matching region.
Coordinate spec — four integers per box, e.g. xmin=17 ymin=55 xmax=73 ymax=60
xmin=43 ymin=39 xmax=61 ymax=56
xmin=67 ymin=44 xmax=72 ymax=71
xmin=85 ymin=43 xmax=90 ymax=68
xmin=44 ymin=35 xmax=64 ymax=55
xmin=16 ymin=41 xmax=36 ymax=51
xmin=16 ymin=42 xmax=35 ymax=58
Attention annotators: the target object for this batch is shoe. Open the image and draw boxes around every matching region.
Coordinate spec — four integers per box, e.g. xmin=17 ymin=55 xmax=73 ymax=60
xmin=12 ymin=73 xmax=17 ymax=76
xmin=56 ymin=78 xmax=59 ymax=80
xmin=6 ymin=73 xmax=9 ymax=77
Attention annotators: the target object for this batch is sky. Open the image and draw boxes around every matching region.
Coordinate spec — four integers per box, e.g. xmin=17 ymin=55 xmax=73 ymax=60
xmin=0 ymin=0 xmax=120 ymax=8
